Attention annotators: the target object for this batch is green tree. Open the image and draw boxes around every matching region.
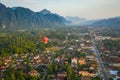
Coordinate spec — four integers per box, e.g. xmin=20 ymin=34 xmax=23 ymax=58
xmin=47 ymin=64 xmax=53 ymax=74
xmin=53 ymin=63 xmax=58 ymax=72
xmin=15 ymin=69 xmax=25 ymax=80
xmin=66 ymin=65 xmax=73 ymax=79
xmin=45 ymin=75 xmax=50 ymax=80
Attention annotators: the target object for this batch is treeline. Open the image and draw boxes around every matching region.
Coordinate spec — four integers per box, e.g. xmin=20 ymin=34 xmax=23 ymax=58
xmin=103 ymin=40 xmax=120 ymax=51
xmin=98 ymin=28 xmax=120 ymax=37
xmin=0 ymin=30 xmax=56 ymax=56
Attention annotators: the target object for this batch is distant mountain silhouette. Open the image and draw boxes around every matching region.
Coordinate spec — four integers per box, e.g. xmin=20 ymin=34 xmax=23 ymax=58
xmin=91 ymin=17 xmax=120 ymax=27
xmin=0 ymin=3 xmax=119 ymax=29
xmin=66 ymin=16 xmax=120 ymax=27
xmin=0 ymin=3 xmax=68 ymax=29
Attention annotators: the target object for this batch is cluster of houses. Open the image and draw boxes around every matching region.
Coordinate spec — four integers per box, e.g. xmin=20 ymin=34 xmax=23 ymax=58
xmin=0 ymin=31 xmax=104 ymax=80
xmin=95 ymin=33 xmax=120 ymax=79
xmin=0 ymin=51 xmax=54 ymax=78
xmin=95 ymin=36 xmax=111 ymax=41
xmin=47 ymin=35 xmax=99 ymax=80
xmin=100 ymin=50 xmax=120 ymax=79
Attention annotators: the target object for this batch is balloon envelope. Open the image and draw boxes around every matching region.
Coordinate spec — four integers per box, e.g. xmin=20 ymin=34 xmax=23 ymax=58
xmin=42 ymin=37 xmax=48 ymax=44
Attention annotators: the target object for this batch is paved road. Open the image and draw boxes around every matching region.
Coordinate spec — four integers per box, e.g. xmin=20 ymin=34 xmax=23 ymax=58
xmin=90 ymin=31 xmax=109 ymax=80
xmin=42 ymin=69 xmax=47 ymax=80
xmin=41 ymin=53 xmax=54 ymax=80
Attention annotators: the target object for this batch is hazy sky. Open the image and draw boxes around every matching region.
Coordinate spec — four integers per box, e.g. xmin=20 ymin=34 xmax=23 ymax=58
xmin=0 ymin=0 xmax=120 ymax=19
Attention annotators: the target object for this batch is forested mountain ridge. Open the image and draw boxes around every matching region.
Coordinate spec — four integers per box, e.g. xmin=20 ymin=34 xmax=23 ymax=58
xmin=0 ymin=3 xmax=68 ymax=29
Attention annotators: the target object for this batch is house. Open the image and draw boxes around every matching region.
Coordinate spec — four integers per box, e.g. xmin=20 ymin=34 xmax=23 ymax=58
xmin=87 ymin=50 xmax=95 ymax=54
xmin=104 ymin=50 xmax=110 ymax=53
xmin=45 ymin=59 xmax=50 ymax=64
xmin=14 ymin=54 xmax=18 ymax=57
xmin=78 ymin=58 xmax=86 ymax=65
xmin=112 ymin=63 xmax=120 ymax=67
xmin=71 ymin=57 xmax=78 ymax=64
xmin=71 ymin=57 xmax=78 ymax=67
xmin=68 ymin=47 xmax=73 ymax=51
xmin=110 ymin=70 xmax=118 ymax=75
xmin=111 ymin=38 xmax=120 ymax=41
xmin=34 ymin=59 xmax=41 ymax=64
xmin=81 ymin=46 xmax=93 ymax=49
xmin=86 ymin=40 xmax=91 ymax=43
xmin=86 ymin=55 xmax=95 ymax=61
xmin=16 ymin=58 xmax=24 ymax=62
xmin=16 ymin=64 xmax=24 ymax=69
xmin=79 ymin=71 xmax=92 ymax=76
xmin=55 ymin=57 xmax=60 ymax=62
xmin=55 ymin=71 xmax=67 ymax=80
xmin=77 ymin=48 xmax=81 ymax=51
xmin=57 ymin=71 xmax=67 ymax=77
xmin=28 ymin=70 xmax=38 ymax=76
xmin=89 ymin=67 xmax=95 ymax=70
xmin=4 ymin=58 xmax=12 ymax=62
xmin=4 ymin=58 xmax=12 ymax=65
xmin=114 ymin=57 xmax=120 ymax=62
xmin=21 ymin=54 xmax=28 ymax=59
xmin=34 ymin=55 xmax=39 ymax=60
xmin=40 ymin=56 xmax=45 ymax=61
xmin=95 ymin=36 xmax=111 ymax=41
xmin=90 ymin=63 xmax=96 ymax=67
xmin=67 ymin=33 xmax=71 ymax=36
xmin=0 ymin=64 xmax=7 ymax=71
xmin=80 ymin=43 xmax=85 ymax=47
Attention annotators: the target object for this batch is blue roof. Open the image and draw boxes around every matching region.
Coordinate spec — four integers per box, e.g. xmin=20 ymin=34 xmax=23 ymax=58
xmin=87 ymin=50 xmax=94 ymax=53
xmin=110 ymin=70 xmax=118 ymax=75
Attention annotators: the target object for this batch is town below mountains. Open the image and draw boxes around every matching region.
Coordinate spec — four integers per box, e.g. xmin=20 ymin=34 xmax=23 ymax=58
xmin=0 ymin=3 xmax=120 ymax=29
xmin=0 ymin=2 xmax=120 ymax=80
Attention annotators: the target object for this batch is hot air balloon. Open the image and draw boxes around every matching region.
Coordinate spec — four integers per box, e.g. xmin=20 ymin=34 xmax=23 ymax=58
xmin=42 ymin=37 xmax=48 ymax=44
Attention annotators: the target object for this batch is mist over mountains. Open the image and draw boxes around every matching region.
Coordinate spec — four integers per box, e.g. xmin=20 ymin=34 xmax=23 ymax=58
xmin=65 ymin=16 xmax=120 ymax=27
xmin=65 ymin=16 xmax=86 ymax=25
xmin=0 ymin=3 xmax=120 ymax=29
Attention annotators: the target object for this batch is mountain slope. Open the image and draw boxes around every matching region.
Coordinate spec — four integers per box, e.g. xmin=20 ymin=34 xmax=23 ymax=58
xmin=0 ymin=3 xmax=67 ymax=29
xmin=91 ymin=17 xmax=120 ymax=27
xmin=65 ymin=16 xmax=120 ymax=27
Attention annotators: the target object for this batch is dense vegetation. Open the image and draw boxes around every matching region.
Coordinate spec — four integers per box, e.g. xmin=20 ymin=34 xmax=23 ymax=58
xmin=0 ymin=28 xmax=103 ymax=80
xmin=103 ymin=40 xmax=120 ymax=51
